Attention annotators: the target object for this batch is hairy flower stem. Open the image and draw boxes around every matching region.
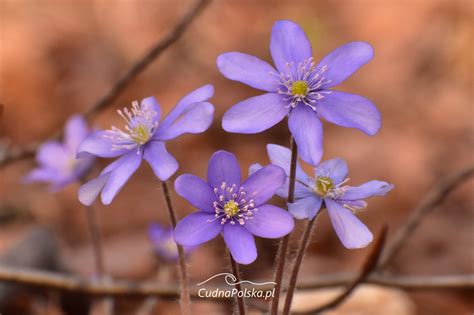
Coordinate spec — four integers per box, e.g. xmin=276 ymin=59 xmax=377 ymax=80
xmin=270 ymin=137 xmax=298 ymax=315
xmin=85 ymin=205 xmax=105 ymax=276
xmin=161 ymin=181 xmax=191 ymax=315
xmin=85 ymin=205 xmax=114 ymax=315
xmin=229 ymin=253 xmax=246 ymax=315
xmin=282 ymin=214 xmax=319 ymax=315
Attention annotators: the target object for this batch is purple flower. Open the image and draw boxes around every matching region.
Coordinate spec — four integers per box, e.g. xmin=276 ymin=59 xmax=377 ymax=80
xmin=217 ymin=20 xmax=381 ymax=166
xmin=24 ymin=115 xmax=95 ymax=191
xmin=149 ymin=223 xmax=195 ymax=262
xmin=77 ymin=85 xmax=214 ymax=206
xmin=251 ymin=144 xmax=394 ymax=249
xmin=173 ymin=150 xmax=294 ymax=265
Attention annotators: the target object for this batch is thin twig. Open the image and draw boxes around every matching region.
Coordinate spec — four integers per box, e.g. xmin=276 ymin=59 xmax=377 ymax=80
xmin=229 ymin=253 xmax=246 ymax=315
xmin=282 ymin=215 xmax=318 ymax=315
xmin=379 ymin=165 xmax=474 ymax=269
xmin=0 ymin=266 xmax=470 ymax=298
xmin=270 ymin=137 xmax=298 ymax=315
xmin=161 ymin=181 xmax=191 ymax=315
xmin=310 ymin=226 xmax=388 ymax=314
xmin=0 ymin=0 xmax=211 ymax=169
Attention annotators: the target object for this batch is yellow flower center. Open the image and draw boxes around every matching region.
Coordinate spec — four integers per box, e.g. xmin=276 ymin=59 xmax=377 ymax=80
xmin=291 ymin=80 xmax=309 ymax=96
xmin=314 ymin=176 xmax=334 ymax=197
xmin=224 ymin=200 xmax=239 ymax=217
xmin=132 ymin=125 xmax=151 ymax=144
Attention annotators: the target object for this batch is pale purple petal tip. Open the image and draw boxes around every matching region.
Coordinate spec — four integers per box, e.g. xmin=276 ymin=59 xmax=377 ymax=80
xmin=326 ymin=198 xmax=373 ymax=249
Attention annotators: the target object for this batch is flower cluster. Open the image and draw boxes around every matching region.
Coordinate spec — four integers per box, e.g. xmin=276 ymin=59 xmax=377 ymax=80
xmin=251 ymin=145 xmax=394 ymax=249
xmin=217 ymin=20 xmax=381 ymax=166
xmin=77 ymin=85 xmax=214 ymax=205
xmin=173 ymin=151 xmax=294 ymax=264
xmin=24 ymin=19 xmax=393 ymax=267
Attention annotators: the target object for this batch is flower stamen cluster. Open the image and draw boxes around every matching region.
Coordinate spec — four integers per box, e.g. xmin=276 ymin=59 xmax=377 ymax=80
xmin=104 ymin=101 xmax=159 ymax=152
xmin=276 ymin=59 xmax=332 ymax=110
xmin=211 ymin=182 xmax=256 ymax=225
xmin=314 ymin=176 xmax=350 ymax=197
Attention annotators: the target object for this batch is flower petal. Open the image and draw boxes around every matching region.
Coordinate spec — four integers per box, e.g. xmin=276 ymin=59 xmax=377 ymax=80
xmin=77 ymin=130 xmax=129 ymax=158
xmin=174 ymin=174 xmax=216 ymax=213
xmin=174 ymin=212 xmax=222 ymax=246
xmin=315 ymin=158 xmax=348 ymax=185
xmin=248 ymin=163 xmax=263 ymax=176
xmin=317 ymin=91 xmax=381 ymax=136
xmin=288 ymin=195 xmax=323 ymax=220
xmin=270 ymin=20 xmax=312 ymax=74
xmin=154 ymin=102 xmax=214 ymax=141
xmin=140 ymin=96 xmax=161 ymax=125
xmin=78 ymin=173 xmax=111 ymax=206
xmin=222 ymin=93 xmax=289 ymax=134
xmin=207 ymin=150 xmax=241 ymax=189
xmin=266 ymin=144 xmax=314 ymax=198
xmin=244 ymin=204 xmax=294 ymax=238
xmin=37 ymin=141 xmax=69 ymax=169
xmin=65 ymin=115 xmax=90 ymax=152
xmin=143 ymin=141 xmax=178 ymax=181
xmin=223 ymin=224 xmax=257 ymax=265
xmin=316 ymin=41 xmax=374 ymax=88
xmin=342 ymin=180 xmax=394 ymax=201
xmin=101 ymin=151 xmax=142 ymax=205
xmin=217 ymin=52 xmax=279 ymax=92
xmin=288 ymin=105 xmax=323 ymax=166
xmin=248 ymin=162 xmax=311 ymax=199
xmin=160 ymin=85 xmax=214 ymax=130
xmin=266 ymin=144 xmax=306 ymax=180
xmin=241 ymin=164 xmax=285 ymax=206
xmin=325 ymin=198 xmax=373 ymax=249
xmin=23 ymin=168 xmax=60 ymax=184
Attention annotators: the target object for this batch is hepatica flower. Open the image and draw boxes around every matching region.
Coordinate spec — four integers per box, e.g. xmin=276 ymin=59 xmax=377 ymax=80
xmin=24 ymin=115 xmax=95 ymax=191
xmin=149 ymin=223 xmax=195 ymax=262
xmin=251 ymin=144 xmax=394 ymax=249
xmin=77 ymin=85 xmax=214 ymax=206
xmin=173 ymin=150 xmax=294 ymax=265
xmin=217 ymin=20 xmax=381 ymax=166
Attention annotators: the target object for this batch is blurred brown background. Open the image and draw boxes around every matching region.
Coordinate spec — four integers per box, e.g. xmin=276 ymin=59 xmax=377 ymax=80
xmin=0 ymin=0 xmax=473 ymax=314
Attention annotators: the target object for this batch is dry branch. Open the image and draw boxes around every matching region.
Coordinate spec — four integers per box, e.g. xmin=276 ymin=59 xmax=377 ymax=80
xmin=0 ymin=0 xmax=210 ymax=169
xmin=0 ymin=266 xmax=471 ymax=300
xmin=379 ymin=165 xmax=474 ymax=269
